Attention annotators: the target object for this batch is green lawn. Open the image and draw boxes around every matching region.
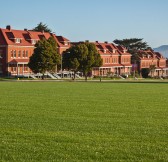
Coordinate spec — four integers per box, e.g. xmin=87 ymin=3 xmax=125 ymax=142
xmin=0 ymin=82 xmax=168 ymax=161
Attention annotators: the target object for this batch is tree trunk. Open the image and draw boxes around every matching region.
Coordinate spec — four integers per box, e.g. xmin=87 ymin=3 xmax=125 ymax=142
xmin=85 ymin=75 xmax=87 ymax=81
xmin=73 ymin=71 xmax=76 ymax=80
xmin=42 ymin=74 xmax=44 ymax=80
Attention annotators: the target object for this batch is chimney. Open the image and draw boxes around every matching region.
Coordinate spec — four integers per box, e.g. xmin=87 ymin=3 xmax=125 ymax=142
xmin=96 ymin=41 xmax=99 ymax=43
xmin=24 ymin=28 xmax=28 ymax=31
xmin=105 ymin=41 xmax=108 ymax=44
xmin=6 ymin=25 xmax=11 ymax=31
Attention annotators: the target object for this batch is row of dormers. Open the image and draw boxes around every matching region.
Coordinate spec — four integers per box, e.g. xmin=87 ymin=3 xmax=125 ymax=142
xmin=3 ymin=25 xmax=70 ymax=46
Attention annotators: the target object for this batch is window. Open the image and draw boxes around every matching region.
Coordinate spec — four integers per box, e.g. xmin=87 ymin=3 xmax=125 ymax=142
xmin=64 ymin=41 xmax=68 ymax=45
xmin=23 ymin=51 xmax=25 ymax=57
xmin=26 ymin=51 xmax=28 ymax=57
xmin=11 ymin=50 xmax=13 ymax=58
xmin=11 ymin=67 xmax=16 ymax=72
xmin=18 ymin=51 xmax=21 ymax=57
xmin=14 ymin=50 xmax=16 ymax=58
xmin=24 ymin=66 xmax=28 ymax=71
xmin=16 ymin=38 xmax=21 ymax=43
xmin=32 ymin=40 xmax=36 ymax=44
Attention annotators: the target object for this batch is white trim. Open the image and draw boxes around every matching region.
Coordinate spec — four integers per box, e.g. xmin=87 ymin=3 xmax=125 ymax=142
xmin=8 ymin=45 xmax=34 ymax=48
xmin=100 ymin=66 xmax=123 ymax=68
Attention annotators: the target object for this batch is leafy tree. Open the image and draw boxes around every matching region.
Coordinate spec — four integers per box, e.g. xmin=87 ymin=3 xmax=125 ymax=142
xmin=113 ymin=38 xmax=151 ymax=63
xmin=48 ymin=37 xmax=61 ymax=72
xmin=62 ymin=47 xmax=80 ymax=79
xmin=32 ymin=22 xmax=52 ymax=33
xmin=141 ymin=68 xmax=150 ymax=78
xmin=81 ymin=42 xmax=102 ymax=80
xmin=63 ymin=42 xmax=102 ymax=81
xmin=28 ymin=37 xmax=60 ymax=79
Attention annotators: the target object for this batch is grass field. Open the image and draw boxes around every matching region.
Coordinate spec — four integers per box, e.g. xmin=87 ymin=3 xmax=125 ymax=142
xmin=0 ymin=81 xmax=168 ymax=161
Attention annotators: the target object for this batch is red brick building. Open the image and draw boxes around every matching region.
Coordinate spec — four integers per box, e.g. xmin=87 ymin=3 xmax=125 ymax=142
xmin=92 ymin=41 xmax=132 ymax=76
xmin=0 ymin=26 xmax=70 ymax=76
xmin=137 ymin=50 xmax=168 ymax=77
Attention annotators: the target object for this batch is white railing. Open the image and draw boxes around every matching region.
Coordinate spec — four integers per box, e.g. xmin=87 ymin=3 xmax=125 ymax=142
xmin=47 ymin=72 xmax=57 ymax=79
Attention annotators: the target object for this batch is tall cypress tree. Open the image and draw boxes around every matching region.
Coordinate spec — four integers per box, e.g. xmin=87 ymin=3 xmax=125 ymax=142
xmin=32 ymin=22 xmax=52 ymax=33
xmin=114 ymin=38 xmax=151 ymax=63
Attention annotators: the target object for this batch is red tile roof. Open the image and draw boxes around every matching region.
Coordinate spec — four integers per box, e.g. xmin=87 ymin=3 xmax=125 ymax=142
xmin=0 ymin=27 xmax=70 ymax=49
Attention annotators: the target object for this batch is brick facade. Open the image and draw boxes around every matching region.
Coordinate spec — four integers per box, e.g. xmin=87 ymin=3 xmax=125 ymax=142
xmin=0 ymin=26 xmax=70 ymax=76
xmin=137 ymin=50 xmax=168 ymax=77
xmin=92 ymin=41 xmax=132 ymax=76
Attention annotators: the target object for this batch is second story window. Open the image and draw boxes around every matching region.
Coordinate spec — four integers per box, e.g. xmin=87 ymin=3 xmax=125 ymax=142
xmin=23 ymin=51 xmax=25 ymax=58
xmin=26 ymin=51 xmax=28 ymax=57
xmin=18 ymin=51 xmax=21 ymax=58
xmin=14 ymin=50 xmax=16 ymax=58
xmin=11 ymin=50 xmax=13 ymax=58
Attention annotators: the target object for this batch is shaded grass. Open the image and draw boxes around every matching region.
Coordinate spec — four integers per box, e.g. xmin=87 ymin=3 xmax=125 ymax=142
xmin=0 ymin=82 xmax=168 ymax=161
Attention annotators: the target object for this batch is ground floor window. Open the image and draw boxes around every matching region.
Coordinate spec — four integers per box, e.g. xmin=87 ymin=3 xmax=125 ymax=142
xmin=11 ymin=67 xmax=17 ymax=72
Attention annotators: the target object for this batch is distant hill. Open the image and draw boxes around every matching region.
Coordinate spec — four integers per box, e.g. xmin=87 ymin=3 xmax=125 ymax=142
xmin=153 ymin=45 xmax=168 ymax=58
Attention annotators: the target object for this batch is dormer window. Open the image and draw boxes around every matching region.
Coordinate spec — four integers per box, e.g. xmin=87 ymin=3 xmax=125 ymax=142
xmin=32 ymin=39 xmax=37 ymax=45
xmin=15 ymin=38 xmax=21 ymax=43
xmin=123 ymin=49 xmax=127 ymax=53
xmin=113 ymin=49 xmax=116 ymax=53
xmin=64 ymin=41 xmax=68 ymax=45
xmin=104 ymin=49 xmax=106 ymax=53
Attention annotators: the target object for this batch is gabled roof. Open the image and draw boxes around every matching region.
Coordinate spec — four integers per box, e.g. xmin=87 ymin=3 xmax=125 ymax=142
xmin=0 ymin=26 xmax=70 ymax=48
xmin=138 ymin=50 xmax=165 ymax=60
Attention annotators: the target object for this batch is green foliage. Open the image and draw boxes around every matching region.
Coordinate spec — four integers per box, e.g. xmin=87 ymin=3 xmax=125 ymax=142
xmin=32 ymin=22 xmax=52 ymax=32
xmin=113 ymin=38 xmax=151 ymax=63
xmin=0 ymin=82 xmax=168 ymax=161
xmin=28 ymin=37 xmax=60 ymax=75
xmin=141 ymin=68 xmax=150 ymax=78
xmin=63 ymin=42 xmax=102 ymax=80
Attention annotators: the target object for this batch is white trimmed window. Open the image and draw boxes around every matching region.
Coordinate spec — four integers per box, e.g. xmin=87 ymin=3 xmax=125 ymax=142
xmin=32 ymin=40 xmax=36 ymax=45
xmin=14 ymin=50 xmax=16 ymax=58
xmin=16 ymin=38 xmax=21 ymax=43
xmin=26 ymin=51 xmax=28 ymax=57
xmin=23 ymin=51 xmax=25 ymax=58
xmin=11 ymin=50 xmax=13 ymax=58
xmin=18 ymin=51 xmax=21 ymax=58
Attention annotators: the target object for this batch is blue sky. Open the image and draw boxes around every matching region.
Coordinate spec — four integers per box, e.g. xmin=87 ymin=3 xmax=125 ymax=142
xmin=0 ymin=0 xmax=168 ymax=48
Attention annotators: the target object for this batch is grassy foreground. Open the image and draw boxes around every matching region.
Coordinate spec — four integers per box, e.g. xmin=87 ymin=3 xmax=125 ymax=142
xmin=0 ymin=82 xmax=168 ymax=161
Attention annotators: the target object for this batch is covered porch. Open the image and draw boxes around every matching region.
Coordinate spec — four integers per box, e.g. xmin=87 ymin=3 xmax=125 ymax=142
xmin=92 ymin=65 xmax=131 ymax=76
xmin=8 ymin=59 xmax=30 ymax=77
xmin=153 ymin=67 xmax=168 ymax=77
